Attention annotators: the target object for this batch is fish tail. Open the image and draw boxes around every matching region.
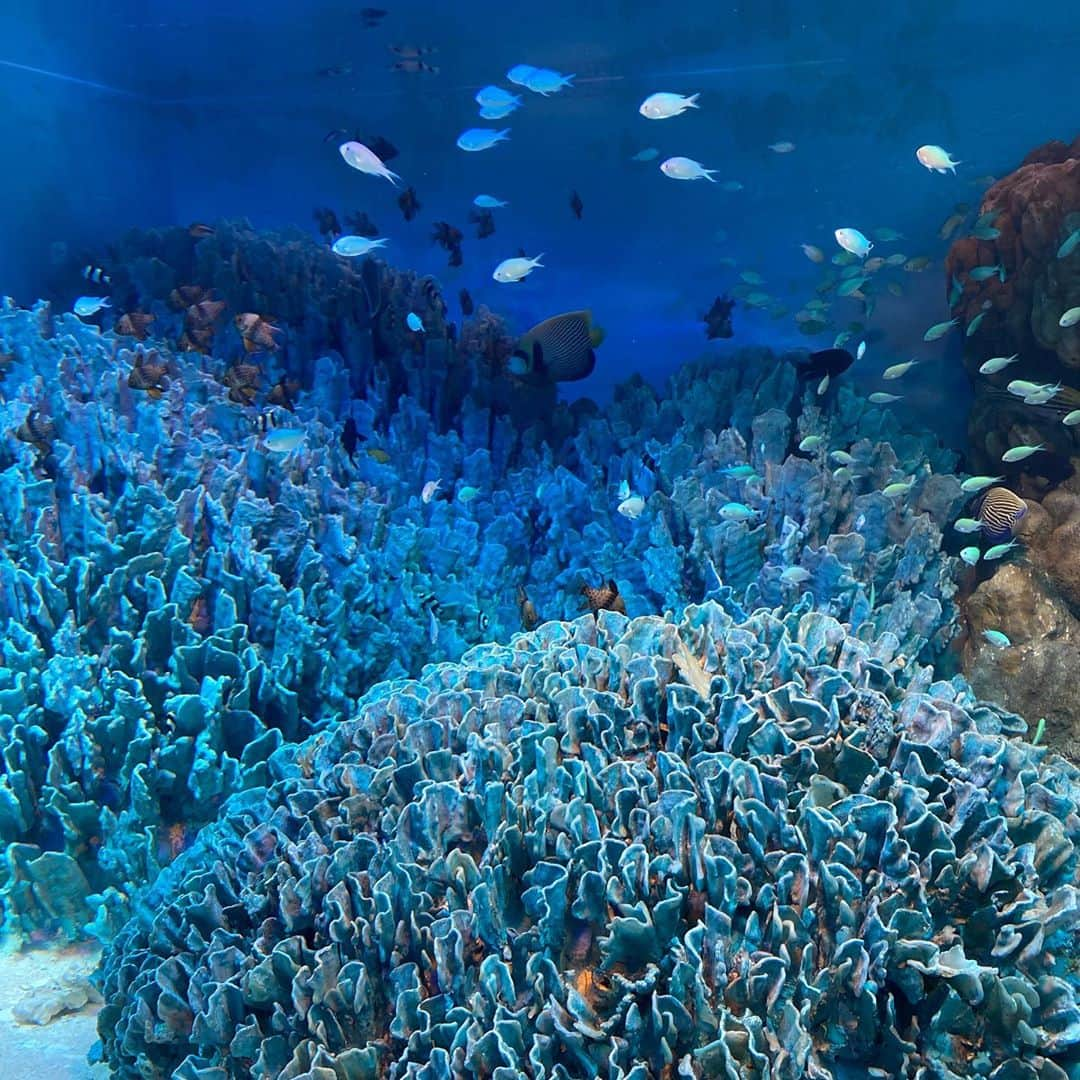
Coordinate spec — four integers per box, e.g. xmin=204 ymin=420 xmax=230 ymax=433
xmin=385 ymin=169 xmax=401 ymax=186
xmin=687 ymin=92 xmax=700 ymax=107
xmin=498 ymin=129 xmax=511 ymax=140
xmin=703 ymin=169 xmax=717 ymax=182
xmin=534 ymin=253 xmax=545 ymax=266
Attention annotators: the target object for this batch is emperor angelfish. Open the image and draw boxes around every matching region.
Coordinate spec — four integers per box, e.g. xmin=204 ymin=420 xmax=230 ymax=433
xmin=977 ymin=486 xmax=1027 ymax=542
xmin=509 ymin=309 xmax=604 ymax=381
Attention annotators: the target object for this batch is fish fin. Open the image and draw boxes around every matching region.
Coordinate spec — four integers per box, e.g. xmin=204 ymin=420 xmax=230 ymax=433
xmin=582 ymin=348 xmax=597 ymax=378
xmin=588 ymin=323 xmax=605 ymax=348
xmin=703 ymin=169 xmax=717 ymax=182
xmin=686 ymin=93 xmax=700 ymax=107
xmin=532 ymin=340 xmax=545 ymax=375
xmin=607 ymin=579 xmax=618 ymax=592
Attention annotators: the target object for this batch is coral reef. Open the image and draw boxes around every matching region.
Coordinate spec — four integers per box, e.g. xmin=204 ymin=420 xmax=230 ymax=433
xmin=96 ymin=603 xmax=1080 ymax=1079
xmin=946 ymin=135 xmax=1080 ymax=474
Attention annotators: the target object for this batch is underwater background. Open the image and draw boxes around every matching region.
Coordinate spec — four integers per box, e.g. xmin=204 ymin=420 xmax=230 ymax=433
xmin=0 ymin=1 xmax=1079 ymax=1078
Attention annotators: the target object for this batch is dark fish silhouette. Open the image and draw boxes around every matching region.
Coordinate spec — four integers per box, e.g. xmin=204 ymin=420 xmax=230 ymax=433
xmin=570 ymin=190 xmax=583 ymax=219
xmin=448 ymin=246 xmax=463 ymax=267
xmin=360 ymin=7 xmax=387 ymax=26
xmin=517 ymin=585 xmax=539 ymax=631
xmin=795 ymin=347 xmax=855 ymax=381
xmin=313 ymin=207 xmax=342 ymax=239
xmin=392 ymin=58 xmax=439 ymax=74
xmin=432 ymin=221 xmax=464 ymax=266
xmin=341 ymin=416 xmax=361 ymax=462
xmin=703 ymin=295 xmax=734 ymax=339
xmin=188 ymin=222 xmax=215 ymax=239
xmin=397 ymin=186 xmax=421 ymax=221
xmin=363 ymin=135 xmax=399 ymax=163
xmin=509 ymin=310 xmax=604 ymax=382
xmin=459 ymin=288 xmax=474 ymax=316
xmin=345 ymin=211 xmax=379 ymax=238
xmin=318 ymin=65 xmax=353 ymax=79
xmin=389 ymin=44 xmax=437 ymax=57
xmin=469 ymin=208 xmax=495 ymax=239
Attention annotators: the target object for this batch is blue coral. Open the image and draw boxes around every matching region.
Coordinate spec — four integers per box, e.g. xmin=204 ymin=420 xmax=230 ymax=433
xmin=95 ymin=604 xmax=1080 ymax=1079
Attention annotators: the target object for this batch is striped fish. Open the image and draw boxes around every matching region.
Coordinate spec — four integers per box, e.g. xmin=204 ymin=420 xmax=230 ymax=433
xmin=977 ymin=486 xmax=1028 ymax=542
xmin=82 ymin=263 xmax=111 ymax=285
xmin=509 ymin=310 xmax=604 ymax=382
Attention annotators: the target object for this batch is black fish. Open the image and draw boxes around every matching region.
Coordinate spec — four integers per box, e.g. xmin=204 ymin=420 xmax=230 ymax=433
xmin=795 ymin=347 xmax=855 ymax=381
xmin=82 ymin=263 xmax=111 ymax=285
xmin=569 ymin=190 xmax=583 ymax=219
xmin=459 ymin=288 xmax=474 ymax=316
xmin=432 ymin=222 xmax=463 ymax=251
xmin=397 ymin=186 xmax=421 ymax=222
xmin=313 ymin=206 xmax=341 ymax=239
xmin=447 ymin=246 xmax=463 ymax=267
xmin=469 ymin=208 xmax=495 ymax=239
xmin=363 ymin=134 xmax=399 ymax=164
xmin=341 ymin=416 xmax=361 ymax=462
xmin=703 ymin=295 xmax=734 ymax=340
xmin=345 ymin=211 xmax=379 ymax=238
xmin=360 ymin=7 xmax=387 ymax=26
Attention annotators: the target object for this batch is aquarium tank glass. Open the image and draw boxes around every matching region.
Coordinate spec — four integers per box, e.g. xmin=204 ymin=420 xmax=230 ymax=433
xmin=0 ymin=2 xmax=1077 ymax=1078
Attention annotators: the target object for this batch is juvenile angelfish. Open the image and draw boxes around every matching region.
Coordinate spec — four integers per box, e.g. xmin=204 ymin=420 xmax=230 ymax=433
xmin=916 ymin=145 xmax=961 ymax=173
xmin=834 ymin=227 xmax=873 ymax=258
xmin=493 ymin=253 xmax=544 ymax=283
xmin=639 ymin=92 xmax=700 ymax=119
xmin=660 ymin=156 xmax=716 ymax=181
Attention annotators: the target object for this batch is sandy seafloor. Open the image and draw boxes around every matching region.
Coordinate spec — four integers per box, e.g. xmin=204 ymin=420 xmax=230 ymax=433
xmin=0 ymin=942 xmax=108 ymax=1080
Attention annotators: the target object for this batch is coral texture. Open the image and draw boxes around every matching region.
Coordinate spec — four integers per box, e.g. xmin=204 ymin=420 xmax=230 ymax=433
xmin=96 ymin=604 xmax=1080 ymax=1079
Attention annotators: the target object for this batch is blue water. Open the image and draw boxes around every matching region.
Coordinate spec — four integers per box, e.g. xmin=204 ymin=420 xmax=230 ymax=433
xmin=1 ymin=3 xmax=1079 ymax=1079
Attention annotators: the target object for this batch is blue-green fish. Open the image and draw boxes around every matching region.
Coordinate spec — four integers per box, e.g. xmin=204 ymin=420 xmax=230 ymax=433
xmin=975 ymin=210 xmax=1000 ymax=229
xmin=982 ymin=629 xmax=1011 ymax=647
xmin=882 ymin=360 xmax=918 ymax=379
xmin=970 ymin=225 xmax=1001 ymax=240
xmin=1001 ymin=443 xmax=1045 ymax=463
xmin=961 ymin=474 xmax=1004 ymax=493
xmin=883 ymin=479 xmax=913 ymax=497
xmin=798 ymin=435 xmax=824 ymax=452
xmin=948 ymin=275 xmax=964 ymax=308
xmin=720 ymin=501 xmax=757 ymax=522
xmin=829 ymin=450 xmax=855 ymax=466
xmin=1057 ymin=228 xmax=1080 ymax=259
xmin=953 ymin=517 xmax=982 ymax=534
xmin=780 ymin=566 xmax=811 ymax=585
xmin=984 ymin=539 xmax=1019 ymax=560
xmin=978 ymin=353 xmax=1019 ymax=375
xmin=966 ymin=310 xmax=988 ymax=336
xmin=924 ymin=319 xmax=958 ymax=342
xmin=869 ymin=392 xmax=902 ymax=403
xmin=458 ymin=485 xmax=481 ymax=503
xmin=959 ymin=546 xmax=981 ymax=566
xmin=969 ymin=264 xmax=1005 ymax=282
xmin=838 ymin=276 xmax=869 ymax=296
xmin=1064 ymin=409 xmax=1080 ymax=426
xmin=720 ymin=464 xmax=757 ymax=479
xmin=740 ymin=271 xmax=765 ymax=285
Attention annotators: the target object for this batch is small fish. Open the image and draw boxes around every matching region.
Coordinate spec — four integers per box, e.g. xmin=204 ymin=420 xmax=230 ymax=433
xmin=188 ymin=222 xmax=215 ymax=239
xmin=883 ymin=480 xmax=913 ymax=497
xmin=864 ymin=257 xmax=886 ymax=272
xmin=1059 ymin=307 xmax=1080 ymax=328
xmin=834 ymin=228 xmax=873 ymax=258
xmin=406 ymin=312 xmax=425 ymax=333
xmin=1063 ymin=410 xmax=1080 ymax=426
xmin=882 ymin=360 xmax=917 ymax=379
xmin=344 ymin=210 xmax=379 ymax=238
xmin=366 ymin=448 xmax=391 ymax=464
xmin=1023 ymin=382 xmax=1063 ymax=405
xmin=479 ymin=101 xmax=519 ymax=120
xmin=856 ymin=341 xmax=866 ymax=361
xmin=982 ymin=629 xmax=1011 ymax=648
xmin=703 ymin=295 xmax=734 ymax=340
xmin=569 ymin=190 xmax=583 ymax=219
xmin=961 ymin=475 xmax=1004 ymax=493
xmin=924 ymin=319 xmax=958 ymax=342
xmin=817 ymin=374 xmax=830 ymax=396
xmin=631 ymin=147 xmax=660 ymax=162
xmin=885 ymin=253 xmax=908 ymax=266
xmin=509 ymin=310 xmax=603 ymax=381
xmin=1056 ymin=228 xmax=1080 ymax=259
xmin=719 ymin=501 xmax=757 ymax=522
xmin=73 ymin=296 xmax=111 ymax=317
xmin=720 ymin=464 xmax=757 ymax=479
xmin=970 ymin=225 xmax=1001 ymax=240
xmin=904 ymin=256 xmax=932 ymax=272
xmin=456 ymin=128 xmax=510 ymax=152
xmin=360 ymin=7 xmax=387 ymax=27
xmin=493 ymin=254 xmax=543 ymax=283
xmin=459 ymin=289 xmax=474 ymax=316
xmin=869 ymin=392 xmax=902 ymax=404
xmin=829 ymin=450 xmax=855 ymax=466
xmin=798 ymin=435 xmax=824 ymax=452
xmin=801 ymin=244 xmax=825 ymax=263
xmin=768 ymin=141 xmax=796 ymax=153
xmin=969 ymin=264 xmax=1005 ymax=282
xmin=457 ymin=485 xmax=480 ymax=503
xmin=953 ymin=517 xmax=982 ymax=533
xmin=82 ymin=264 xmax=111 ymax=284
xmin=421 ymin=479 xmax=441 ymax=503
xmin=506 ymin=64 xmax=537 ymax=86
xmin=340 ymin=140 xmax=400 ymax=184
xmin=939 ymin=212 xmax=967 ymax=240
xmin=959 ymin=546 xmax=981 ymax=566
xmin=523 ymin=68 xmax=574 ymax=95
xmin=517 ymin=585 xmax=539 ymax=631
xmin=1001 ymin=443 xmax=1045 ymax=463
xmin=660 ymin=156 xmax=716 ymax=181
xmin=874 ymin=227 xmax=904 ymax=242
xmin=397 ymin=187 xmax=422 ymax=221
xmin=780 ymin=566 xmax=811 ymax=585
xmin=1006 ymin=379 xmax=1042 ymax=398
xmin=948 ymin=275 xmax=965 ymax=308
xmin=966 ymin=311 xmax=989 ymax=337
xmin=475 ymin=85 xmax=521 ymax=109
xmin=916 ymin=144 xmax=961 ymax=173
xmin=469 ymin=208 xmax=495 ymax=238
xmin=984 ymin=540 xmax=1019 ymax=560
xmin=332 ymin=235 xmax=387 ymax=257
xmin=795 ymin=347 xmax=854 ymax=382
xmin=740 ymin=271 xmax=765 ymax=285
xmin=390 ymin=57 xmax=439 ymax=75
xmin=887 ymin=281 xmax=904 ymax=297
xmin=837 ymin=276 xmax=868 ymax=296
xmin=639 ymin=91 xmax=700 ymax=119
xmin=263 ymin=428 xmax=305 ymax=453
xmin=473 ymin=194 xmax=507 ymax=208
xmin=978 ymin=487 xmax=1027 ymax=541
xmin=617 ymin=494 xmax=646 ymax=519
xmin=580 ymin=579 xmax=626 ymax=617
xmin=719 ymin=180 xmax=744 ymax=192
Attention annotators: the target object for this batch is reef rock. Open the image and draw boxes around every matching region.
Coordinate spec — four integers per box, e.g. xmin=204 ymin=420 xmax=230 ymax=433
xmin=96 ymin=604 xmax=1080 ymax=1080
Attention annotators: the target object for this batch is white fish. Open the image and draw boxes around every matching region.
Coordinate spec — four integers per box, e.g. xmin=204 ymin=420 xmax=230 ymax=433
xmin=617 ymin=494 xmax=646 ymax=519
xmin=660 ymin=156 xmax=716 ymax=181
xmin=1006 ymin=379 xmax=1041 ymax=398
xmin=1001 ymin=443 xmax=1045 ymax=463
xmin=263 ymin=428 xmax=305 ymax=453
xmin=882 ymin=360 xmax=918 ymax=379
xmin=493 ymin=254 xmax=543 ymax=283
xmin=479 ymin=101 xmax=519 ymax=120
xmin=979 ymin=353 xmax=1020 ymax=375
xmin=916 ymin=145 xmax=961 ymax=173
xmin=473 ymin=194 xmax=508 ymax=208
xmin=73 ymin=296 xmax=111 ymax=317
xmin=856 ymin=341 xmax=866 ymax=361
xmin=1059 ymin=306 xmax=1080 ymax=328
xmin=1023 ymin=382 xmax=1062 ymax=405
xmin=953 ymin=517 xmax=982 ymax=533
xmin=1063 ymin=410 xmax=1080 ymax=426
xmin=869 ymin=392 xmax=902 ymax=404
xmin=340 ymin=141 xmax=400 ymax=184
xmin=332 ymin=235 xmax=387 ymax=257
xmin=631 ymin=147 xmax=660 ymax=162
xmin=421 ymin=479 xmax=441 ymax=503
xmin=475 ymin=85 xmax=520 ymax=108
xmin=457 ymin=128 xmax=510 ymax=152
xmin=768 ymin=141 xmax=796 ymax=153
xmin=834 ymin=228 xmax=873 ymax=258
xmin=817 ymin=374 xmax=830 ymax=396
xmin=780 ymin=566 xmax=811 ymax=585
xmin=523 ymin=68 xmax=574 ymax=95
xmin=639 ymin=92 xmax=700 ymax=119
xmin=506 ymin=64 xmax=538 ymax=86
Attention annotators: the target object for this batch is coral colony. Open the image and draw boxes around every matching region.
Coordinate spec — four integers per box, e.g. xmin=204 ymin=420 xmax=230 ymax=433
xmin=0 ymin=148 xmax=1078 ymax=1078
